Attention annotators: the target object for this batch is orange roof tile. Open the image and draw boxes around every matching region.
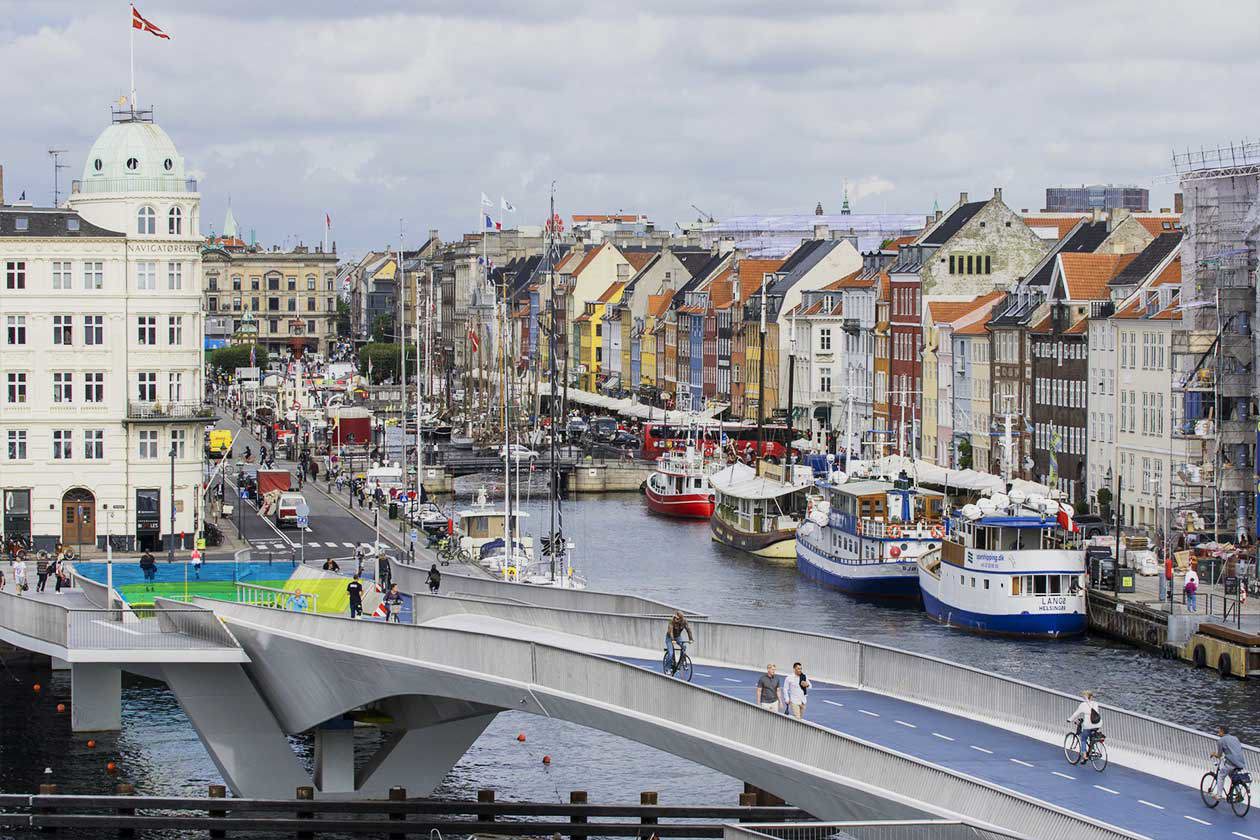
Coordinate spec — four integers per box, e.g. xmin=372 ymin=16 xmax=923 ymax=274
xmin=1152 ymin=306 xmax=1181 ymax=320
xmin=1153 ymin=256 xmax=1181 ymax=286
xmin=554 ymin=250 xmax=581 ymax=273
xmin=882 ymin=235 xmax=916 ymax=251
xmin=955 ymin=320 xmax=990 ymax=336
xmin=1058 ymin=252 xmax=1138 ymax=300
xmin=734 ymin=258 xmax=786 ymax=302
xmin=708 ymin=268 xmax=736 ymax=308
xmin=596 ymin=281 xmax=625 ymax=303
xmin=1112 ymin=298 xmax=1145 ymax=320
xmin=1022 ymin=214 xmax=1088 ymax=239
xmin=821 ymin=269 xmax=863 ymax=291
xmin=1137 ymin=216 xmax=1181 ymax=237
xmin=1065 ymin=318 xmax=1089 ymax=335
xmin=647 ymin=293 xmax=673 ymax=318
xmin=623 ymin=250 xmax=656 ymax=271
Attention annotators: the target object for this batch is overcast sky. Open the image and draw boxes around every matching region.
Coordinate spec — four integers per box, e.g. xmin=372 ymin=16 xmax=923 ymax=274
xmin=3 ymin=1 xmax=1259 ymax=258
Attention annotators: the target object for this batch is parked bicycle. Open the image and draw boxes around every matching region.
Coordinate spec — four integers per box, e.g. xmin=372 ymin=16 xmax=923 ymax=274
xmin=436 ymin=537 xmax=470 ymax=566
xmin=1063 ymin=724 xmax=1108 ymax=771
xmin=662 ymin=643 xmax=694 ymax=682
xmin=1202 ymin=757 xmax=1251 ymax=817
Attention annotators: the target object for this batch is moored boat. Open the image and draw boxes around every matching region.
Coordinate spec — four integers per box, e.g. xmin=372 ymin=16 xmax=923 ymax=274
xmin=644 ymin=446 xmax=721 ymax=519
xmin=709 ymin=460 xmax=814 ymax=559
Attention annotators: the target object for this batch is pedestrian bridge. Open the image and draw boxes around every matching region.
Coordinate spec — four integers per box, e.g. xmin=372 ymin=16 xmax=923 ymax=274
xmin=0 ymin=570 xmax=1253 ymax=840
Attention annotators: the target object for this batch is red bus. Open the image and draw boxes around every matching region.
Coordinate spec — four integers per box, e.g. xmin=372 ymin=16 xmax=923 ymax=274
xmin=641 ymin=422 xmax=794 ymax=461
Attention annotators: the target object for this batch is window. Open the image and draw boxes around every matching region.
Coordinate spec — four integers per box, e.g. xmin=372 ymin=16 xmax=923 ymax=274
xmin=306 ymin=297 xmax=316 ymax=311
xmin=307 ymin=319 xmax=316 ymax=333
xmin=168 ymin=372 xmax=183 ymax=402
xmin=168 ymin=316 xmax=183 ymax=345
xmin=251 ymin=276 xmax=261 ymax=291
xmin=137 ymin=205 xmax=156 ymax=234
xmin=269 ymin=319 xmax=279 ymax=333
xmin=52 ymin=372 xmax=73 ymax=403
xmin=84 ymin=372 xmax=104 ymax=403
xmin=306 ymin=275 xmax=316 ymax=291
xmin=83 ymin=261 xmax=103 ymax=290
xmin=268 ymin=297 xmax=280 ymax=311
xmin=52 ymin=430 xmax=72 ymax=460
xmin=5 ymin=261 xmax=25 ymax=290
xmin=168 ymin=206 xmax=182 ymax=235
xmin=167 ymin=261 xmax=183 ymax=290
xmin=232 ymin=274 xmax=242 ymax=291
xmin=171 ymin=428 xmax=186 ymax=458
xmin=207 ymin=275 xmax=218 ymax=292
xmin=820 ymin=367 xmax=832 ymax=393
xmin=137 ymin=371 xmax=157 ymax=402
xmin=287 ymin=298 xmax=296 ymax=312
xmin=820 ymin=328 xmax=832 ymax=351
xmin=137 ymin=261 xmax=157 ymax=290
xmin=138 ymin=430 xmax=158 ymax=459
xmin=208 ymin=298 xmax=218 ymax=312
xmin=287 ymin=276 xmax=296 ymax=291
xmin=6 ymin=430 xmax=27 ymax=460
xmin=6 ymin=316 xmax=26 ymax=345
xmin=84 ymin=315 xmax=104 ymax=345
xmin=267 ymin=275 xmax=279 ymax=291
xmin=137 ymin=316 xmax=157 ymax=345
xmin=14 ymin=217 xmax=27 ymax=231
xmin=84 ymin=429 xmax=104 ymax=460
xmin=4 ymin=372 xmax=25 ymax=405
xmin=52 ymin=261 xmax=72 ymax=290
xmin=52 ymin=315 xmax=72 ymax=345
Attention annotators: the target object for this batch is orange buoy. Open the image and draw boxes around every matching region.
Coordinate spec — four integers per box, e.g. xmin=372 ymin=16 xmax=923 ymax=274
xmin=542 ymin=755 xmax=551 ymax=765
xmin=106 ymin=761 xmax=117 ymax=774
xmin=86 ymin=740 xmax=96 ymax=749
xmin=56 ymin=703 xmax=66 ymax=713
xmin=516 ymin=733 xmax=526 ymax=742
xmin=32 ymin=683 xmax=41 ymax=693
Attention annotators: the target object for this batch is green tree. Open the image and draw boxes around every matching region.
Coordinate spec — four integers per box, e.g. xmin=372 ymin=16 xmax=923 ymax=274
xmin=209 ymin=344 xmax=269 ymax=375
xmin=358 ymin=342 xmax=415 ymax=384
xmin=371 ymin=314 xmax=395 ymax=343
xmin=335 ymin=298 xmax=352 ymax=338
xmin=1096 ymin=487 xmax=1112 ymax=521
xmin=956 ymin=437 xmax=973 ymax=470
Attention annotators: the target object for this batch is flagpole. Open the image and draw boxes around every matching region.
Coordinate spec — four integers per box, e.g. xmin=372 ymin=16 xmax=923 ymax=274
xmin=129 ymin=3 xmax=136 ymax=112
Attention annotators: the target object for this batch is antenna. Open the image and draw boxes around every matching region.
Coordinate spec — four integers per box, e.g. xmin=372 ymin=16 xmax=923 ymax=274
xmin=48 ymin=149 xmax=69 ymax=206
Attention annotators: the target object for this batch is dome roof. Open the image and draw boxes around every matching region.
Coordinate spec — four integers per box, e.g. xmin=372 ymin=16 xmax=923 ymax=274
xmin=80 ymin=117 xmax=187 ymax=190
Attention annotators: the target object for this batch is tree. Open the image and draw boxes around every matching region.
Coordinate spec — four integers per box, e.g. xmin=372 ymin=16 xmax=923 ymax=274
xmin=335 ymin=299 xmax=352 ymax=338
xmin=358 ymin=342 xmax=416 ymax=384
xmin=210 ymin=344 xmax=269 ymax=375
xmin=956 ymin=437 xmax=973 ymax=470
xmin=1096 ymin=487 xmax=1112 ymax=520
xmin=371 ymin=314 xmax=395 ymax=344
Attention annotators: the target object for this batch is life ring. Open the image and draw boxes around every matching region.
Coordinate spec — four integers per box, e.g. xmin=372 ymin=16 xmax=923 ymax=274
xmin=931 ymin=524 xmax=945 ymax=539
xmin=887 ymin=524 xmax=902 ymax=539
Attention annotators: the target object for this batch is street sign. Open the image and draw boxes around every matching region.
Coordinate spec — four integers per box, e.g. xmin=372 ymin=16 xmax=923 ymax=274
xmin=196 ymin=537 xmax=206 ymax=550
xmin=409 ymin=529 xmax=419 ymax=544
xmin=296 ymin=515 xmax=309 ymax=529
xmin=240 ymin=489 xmax=249 ymax=500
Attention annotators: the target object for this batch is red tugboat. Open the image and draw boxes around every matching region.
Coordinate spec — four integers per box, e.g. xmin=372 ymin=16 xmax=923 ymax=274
xmin=643 ymin=446 xmax=721 ymax=519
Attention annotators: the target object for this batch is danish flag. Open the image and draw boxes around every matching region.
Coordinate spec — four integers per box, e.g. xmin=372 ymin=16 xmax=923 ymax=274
xmin=132 ymin=5 xmax=171 ymax=39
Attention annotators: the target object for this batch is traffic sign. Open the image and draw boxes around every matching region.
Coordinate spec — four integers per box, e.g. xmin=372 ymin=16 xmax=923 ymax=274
xmin=409 ymin=529 xmax=419 ymax=544
xmin=407 ymin=490 xmax=417 ymax=500
xmin=296 ymin=515 xmax=309 ymax=529
xmin=240 ymin=489 xmax=249 ymax=500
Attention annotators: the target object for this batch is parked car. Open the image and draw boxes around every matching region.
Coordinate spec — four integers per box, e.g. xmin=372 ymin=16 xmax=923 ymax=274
xmin=499 ymin=444 xmax=540 ymax=463
xmin=610 ymin=429 xmax=639 ymax=448
xmin=590 ymin=416 xmax=619 ymax=441
xmin=565 ymin=417 xmax=589 ymax=436
xmin=1071 ymin=514 xmax=1109 ymax=540
xmin=275 ymin=492 xmax=309 ymax=528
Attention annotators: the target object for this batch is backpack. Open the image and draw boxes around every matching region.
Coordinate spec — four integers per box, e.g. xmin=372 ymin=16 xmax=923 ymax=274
xmin=1089 ymin=707 xmax=1101 ymax=725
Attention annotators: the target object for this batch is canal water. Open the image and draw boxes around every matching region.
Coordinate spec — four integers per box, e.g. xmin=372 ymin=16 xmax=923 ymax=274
xmin=2 ymin=492 xmax=1257 ymax=806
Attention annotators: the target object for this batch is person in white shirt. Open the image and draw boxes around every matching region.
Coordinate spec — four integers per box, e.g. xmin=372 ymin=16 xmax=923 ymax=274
xmin=12 ymin=557 xmax=28 ymax=594
xmin=784 ymin=662 xmax=811 ymax=719
xmin=1067 ymin=690 xmax=1101 ymax=763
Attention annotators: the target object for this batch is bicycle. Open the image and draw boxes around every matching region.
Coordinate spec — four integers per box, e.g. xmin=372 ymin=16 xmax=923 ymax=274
xmin=436 ymin=537 xmax=470 ymax=566
xmin=1201 ymin=759 xmax=1251 ymax=817
xmin=662 ymin=642 xmax=693 ymax=682
xmin=1063 ymin=725 xmax=1108 ymax=772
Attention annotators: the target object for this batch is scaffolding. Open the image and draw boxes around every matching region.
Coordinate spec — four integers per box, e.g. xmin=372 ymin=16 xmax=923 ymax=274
xmin=1170 ymin=143 xmax=1260 ymax=542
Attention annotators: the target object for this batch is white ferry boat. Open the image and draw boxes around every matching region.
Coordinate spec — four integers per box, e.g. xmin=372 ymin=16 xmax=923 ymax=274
xmin=918 ymin=496 xmax=1086 ymax=638
xmin=709 ymin=460 xmax=815 ymax=559
xmin=455 ymin=487 xmax=535 ymax=575
xmin=797 ymin=474 xmax=944 ymax=600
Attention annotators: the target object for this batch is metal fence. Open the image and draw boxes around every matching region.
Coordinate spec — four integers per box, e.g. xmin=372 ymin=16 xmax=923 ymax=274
xmin=152 ymin=598 xmax=242 ymax=648
xmin=234 ymin=582 xmax=318 ymax=613
xmin=727 ymin=823 xmax=1026 ymax=840
xmin=64 ymin=609 xmax=240 ymax=650
xmin=68 ymin=568 xmax=112 ymax=609
xmin=0 ymin=592 xmax=68 ymax=647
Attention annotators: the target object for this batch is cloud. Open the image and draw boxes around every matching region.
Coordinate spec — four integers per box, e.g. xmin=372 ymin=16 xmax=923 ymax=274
xmin=2 ymin=2 xmax=1259 ymax=256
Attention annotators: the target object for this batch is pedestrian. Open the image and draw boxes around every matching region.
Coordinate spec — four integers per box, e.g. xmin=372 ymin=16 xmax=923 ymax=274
xmin=426 ymin=563 xmax=441 ymax=594
xmin=784 ymin=662 xmax=810 ymax=719
xmin=384 ymin=584 xmax=403 ymax=623
xmin=322 ymin=557 xmax=341 ymax=573
xmin=140 ymin=550 xmax=157 ymax=592
xmin=755 ymin=664 xmax=783 ymax=712
xmin=51 ymin=556 xmax=65 ymax=593
xmin=1185 ymin=564 xmax=1200 ymax=612
xmin=191 ymin=548 xmax=203 ymax=579
xmin=12 ymin=555 xmax=28 ymax=595
xmin=346 ymin=573 xmax=364 ymax=619
xmin=285 ymin=588 xmax=309 ymax=612
xmin=35 ymin=552 xmax=50 ymax=592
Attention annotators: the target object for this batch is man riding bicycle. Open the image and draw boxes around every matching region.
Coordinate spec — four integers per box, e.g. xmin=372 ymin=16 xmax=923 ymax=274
xmin=664 ymin=611 xmax=693 ymax=672
xmin=1068 ymin=690 xmax=1101 ymax=762
xmin=1210 ymin=724 xmax=1247 ymax=801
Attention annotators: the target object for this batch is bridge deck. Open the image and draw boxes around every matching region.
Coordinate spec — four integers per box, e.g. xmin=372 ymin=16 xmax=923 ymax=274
xmin=426 ymin=614 xmax=1243 ymax=840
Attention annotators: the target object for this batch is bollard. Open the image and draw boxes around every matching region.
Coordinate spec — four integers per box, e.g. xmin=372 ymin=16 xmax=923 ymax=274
xmin=388 ymin=786 xmax=407 ymax=840
xmin=477 ymin=788 xmax=496 ymax=824
xmin=640 ymin=791 xmax=658 ymax=828
xmin=208 ymin=784 xmax=227 ymax=839
xmin=37 ymin=783 xmax=57 ymax=834
xmin=738 ymin=792 xmax=757 ymax=822
xmin=568 ymin=790 xmax=588 ymax=840
xmin=115 ymin=783 xmax=135 ymax=839
xmin=295 ymin=786 xmax=315 ymax=840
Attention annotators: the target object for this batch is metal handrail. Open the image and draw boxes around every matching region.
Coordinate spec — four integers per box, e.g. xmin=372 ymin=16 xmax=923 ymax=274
xmin=64 ymin=609 xmax=240 ymax=650
xmin=728 ymin=823 xmax=1026 ymax=840
xmin=153 ymin=597 xmax=243 ymax=648
xmin=0 ymin=591 xmax=69 ymax=646
xmin=234 ymin=581 xmax=317 ymax=613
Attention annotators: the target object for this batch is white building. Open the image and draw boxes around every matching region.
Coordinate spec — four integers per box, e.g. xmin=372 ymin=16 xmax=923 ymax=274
xmin=0 ymin=108 xmax=206 ymax=553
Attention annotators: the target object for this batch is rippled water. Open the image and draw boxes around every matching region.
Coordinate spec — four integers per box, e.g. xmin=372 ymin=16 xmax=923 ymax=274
xmin=3 ymin=492 xmax=1258 ymax=807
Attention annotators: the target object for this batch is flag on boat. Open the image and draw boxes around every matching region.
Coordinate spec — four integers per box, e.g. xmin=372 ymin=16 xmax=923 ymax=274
xmin=325 ymin=213 xmax=331 ymax=229
xmin=468 ymin=327 xmax=480 ymax=353
xmin=132 ymin=5 xmax=170 ymax=39
xmin=1056 ymin=504 xmax=1078 ymax=533
xmin=501 ymin=197 xmax=516 ymax=213
xmin=480 ymin=193 xmax=493 ymax=207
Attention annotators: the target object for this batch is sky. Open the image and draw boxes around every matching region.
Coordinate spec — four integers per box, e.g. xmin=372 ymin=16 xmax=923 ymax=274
xmin=2 ymin=1 xmax=1259 ymax=260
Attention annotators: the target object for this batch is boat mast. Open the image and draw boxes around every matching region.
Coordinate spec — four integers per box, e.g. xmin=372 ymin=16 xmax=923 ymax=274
xmin=416 ymin=251 xmax=426 ymax=511
xmin=547 ymin=186 xmax=562 ymax=582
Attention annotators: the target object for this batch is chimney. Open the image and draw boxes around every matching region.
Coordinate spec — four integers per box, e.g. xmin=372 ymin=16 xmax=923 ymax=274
xmin=1108 ymin=208 xmax=1131 ymax=232
xmin=959 ymin=191 xmax=968 ymax=204
xmin=718 ymin=236 xmax=735 ymax=256
xmin=813 ymin=223 xmax=830 ymax=241
xmin=935 ymin=210 xmax=943 ymax=221
xmin=429 ymin=228 xmax=440 ymax=244
xmin=1174 ymin=192 xmax=1184 ymax=213
xmin=1021 ymin=208 xmax=1029 ymax=213
xmin=925 ymin=214 xmax=934 ymax=227
xmin=993 ymin=187 xmax=1003 ymax=201
xmin=1159 ymin=207 xmax=1171 ymax=214
xmin=1090 ymin=207 xmax=1103 ymax=224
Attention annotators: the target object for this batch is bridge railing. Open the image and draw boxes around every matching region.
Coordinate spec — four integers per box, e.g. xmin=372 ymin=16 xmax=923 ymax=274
xmin=234 ymin=582 xmax=318 ymax=614
xmin=68 ymin=568 xmax=113 ymax=610
xmin=409 ymin=592 xmax=1248 ymax=778
xmin=727 ymin=822 xmax=1025 ymax=840
xmin=0 ymin=591 xmax=69 ymax=647
xmin=65 ymin=609 xmax=242 ymax=651
xmin=153 ymin=598 xmax=243 ymax=648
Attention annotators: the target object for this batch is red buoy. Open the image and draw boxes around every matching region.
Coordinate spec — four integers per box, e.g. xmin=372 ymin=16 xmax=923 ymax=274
xmin=516 ymin=733 xmax=526 ymax=742
xmin=542 ymin=755 xmax=551 ymax=765
xmin=86 ymin=740 xmax=97 ymax=749
xmin=32 ymin=683 xmax=41 ymax=693
xmin=106 ymin=761 xmax=118 ymax=774
xmin=56 ymin=703 xmax=66 ymax=713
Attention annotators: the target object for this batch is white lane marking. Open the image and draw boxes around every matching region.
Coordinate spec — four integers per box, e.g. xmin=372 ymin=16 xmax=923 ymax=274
xmin=1052 ymin=771 xmax=1075 ymax=780
xmin=343 ymin=542 xmax=356 ymax=548
xmin=1010 ymin=758 xmax=1034 ymax=767
xmin=969 ymin=745 xmax=993 ymax=754
xmin=304 ymin=527 xmax=313 ymax=533
xmin=1232 ymin=831 xmax=1260 ymax=840
xmin=823 ymin=700 xmax=844 ymax=708
xmin=1184 ymin=815 xmax=1211 ymax=826
xmin=858 ymin=709 xmax=880 ymax=718
xmin=932 ymin=732 xmax=955 ymax=742
xmin=696 ymin=672 xmax=711 ymax=678
xmin=1138 ymin=800 xmax=1165 ymax=810
xmin=722 ymin=677 xmax=741 ymax=683
xmin=91 ymin=620 xmax=141 ymax=636
xmin=895 ymin=720 xmax=916 ymax=729
xmin=1093 ymin=784 xmax=1119 ymax=795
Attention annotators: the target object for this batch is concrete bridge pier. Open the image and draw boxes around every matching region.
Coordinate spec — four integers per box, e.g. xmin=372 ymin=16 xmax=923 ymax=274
xmin=354 ymin=696 xmax=499 ymax=796
xmin=70 ymin=663 xmax=121 ymax=732
xmin=313 ymin=720 xmax=356 ymax=793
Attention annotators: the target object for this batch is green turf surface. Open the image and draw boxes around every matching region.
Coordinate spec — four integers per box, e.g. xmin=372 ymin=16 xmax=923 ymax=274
xmin=118 ymin=579 xmax=291 ymax=605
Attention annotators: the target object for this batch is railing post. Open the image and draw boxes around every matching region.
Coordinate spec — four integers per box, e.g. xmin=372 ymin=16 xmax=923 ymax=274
xmin=295 ymin=785 xmax=314 ymax=840
xmin=208 ymin=784 xmax=227 ymax=840
xmin=115 ymin=783 xmax=135 ymax=839
xmin=477 ymin=788 xmax=496 ymax=824
xmin=388 ymin=786 xmax=407 ymax=840
xmin=569 ymin=790 xmax=587 ymax=840
xmin=639 ymin=791 xmax=658 ymax=829
xmin=37 ymin=782 xmax=57 ymax=835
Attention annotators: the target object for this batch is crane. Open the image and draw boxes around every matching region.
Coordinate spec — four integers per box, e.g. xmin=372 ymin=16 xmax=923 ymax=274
xmin=690 ymin=204 xmax=715 ymax=223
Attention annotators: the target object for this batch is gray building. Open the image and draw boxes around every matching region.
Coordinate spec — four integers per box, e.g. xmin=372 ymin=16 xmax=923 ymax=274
xmin=1044 ymin=185 xmax=1149 ymax=213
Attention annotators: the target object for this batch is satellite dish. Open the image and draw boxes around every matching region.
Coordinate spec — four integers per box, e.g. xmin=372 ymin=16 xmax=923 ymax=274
xmin=976 ymin=497 xmax=996 ymax=513
xmin=991 ymin=493 xmax=1010 ymax=510
xmin=832 ymin=471 xmax=848 ymax=485
xmin=962 ymin=504 xmax=983 ymax=520
xmin=1008 ymin=488 xmax=1027 ymax=505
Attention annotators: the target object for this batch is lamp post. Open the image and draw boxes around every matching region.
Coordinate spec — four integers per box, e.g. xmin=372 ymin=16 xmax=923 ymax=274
xmin=169 ymin=444 xmax=177 ymax=568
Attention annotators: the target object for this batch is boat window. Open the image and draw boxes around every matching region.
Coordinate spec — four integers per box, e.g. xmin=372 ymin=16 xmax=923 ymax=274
xmin=1033 ymin=575 xmax=1048 ymax=595
xmin=1011 ymin=576 xmax=1022 ymax=596
xmin=973 ymin=526 xmax=992 ymax=550
xmin=983 ymin=579 xmax=990 ymax=590
xmin=1049 ymin=575 xmax=1062 ymax=595
xmin=970 ymin=577 xmax=976 ymax=588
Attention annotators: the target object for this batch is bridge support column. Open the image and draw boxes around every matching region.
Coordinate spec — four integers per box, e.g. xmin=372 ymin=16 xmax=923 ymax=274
xmin=313 ymin=721 xmax=356 ymax=794
xmin=70 ymin=663 xmax=121 ymax=732
xmin=160 ymin=663 xmax=308 ymax=799
xmin=356 ymin=712 xmax=497 ymax=796
xmin=51 ymin=656 xmax=70 ymax=671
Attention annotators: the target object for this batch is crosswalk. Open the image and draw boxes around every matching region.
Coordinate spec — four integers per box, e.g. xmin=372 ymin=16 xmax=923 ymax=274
xmin=250 ymin=540 xmax=360 ymax=552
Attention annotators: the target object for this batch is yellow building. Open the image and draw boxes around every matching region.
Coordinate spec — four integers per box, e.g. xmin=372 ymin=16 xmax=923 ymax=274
xmin=574 ymin=281 xmax=626 ymax=391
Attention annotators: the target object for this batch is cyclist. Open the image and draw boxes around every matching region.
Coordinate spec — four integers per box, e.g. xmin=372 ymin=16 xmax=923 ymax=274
xmin=664 ymin=611 xmax=693 ymax=672
xmin=1067 ymin=690 xmax=1101 ymax=763
xmin=1210 ymin=724 xmax=1247 ymax=801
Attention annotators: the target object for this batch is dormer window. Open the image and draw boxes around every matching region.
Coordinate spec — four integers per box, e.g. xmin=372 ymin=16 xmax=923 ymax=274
xmin=137 ymin=206 xmax=156 ymax=234
xmin=168 ymin=206 xmax=182 ymax=235
xmin=66 ymin=217 xmax=80 ymax=232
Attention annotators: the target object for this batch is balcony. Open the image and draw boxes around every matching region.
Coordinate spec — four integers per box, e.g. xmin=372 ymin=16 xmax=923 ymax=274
xmin=72 ymin=177 xmax=198 ymax=194
xmin=125 ymin=401 xmax=215 ymax=424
